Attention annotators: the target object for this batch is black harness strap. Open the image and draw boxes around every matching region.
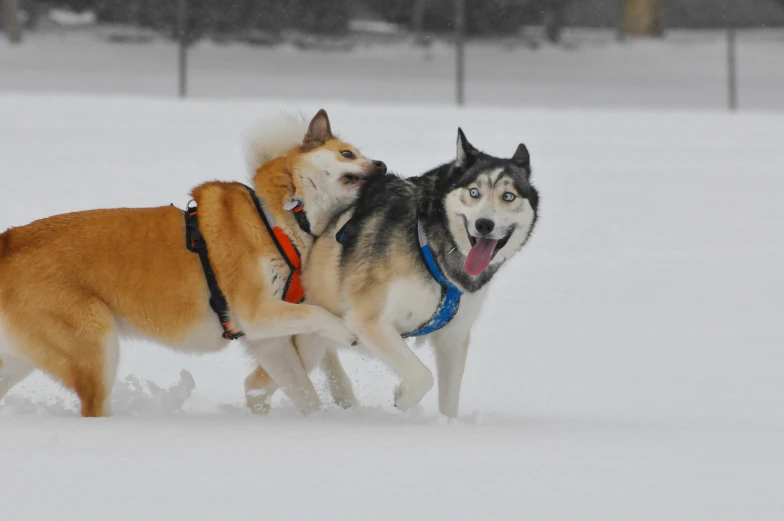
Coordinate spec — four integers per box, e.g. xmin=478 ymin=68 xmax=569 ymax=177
xmin=184 ymin=185 xmax=312 ymax=340
xmin=184 ymin=202 xmax=244 ymax=340
xmin=245 ymin=186 xmax=296 ymax=274
xmin=293 ymin=206 xmax=311 ymax=235
xmin=244 ymin=185 xmax=307 ymax=304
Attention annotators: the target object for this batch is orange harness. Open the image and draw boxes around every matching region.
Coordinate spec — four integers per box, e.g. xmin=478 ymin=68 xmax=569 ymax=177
xmin=249 ymin=187 xmax=307 ymax=306
xmin=184 ymin=185 xmax=309 ymax=340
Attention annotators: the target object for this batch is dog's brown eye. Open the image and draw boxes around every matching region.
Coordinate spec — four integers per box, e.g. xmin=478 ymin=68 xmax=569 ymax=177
xmin=341 ymin=150 xmax=355 ymax=159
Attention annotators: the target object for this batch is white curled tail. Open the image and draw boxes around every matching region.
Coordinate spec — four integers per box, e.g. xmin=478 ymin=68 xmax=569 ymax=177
xmin=243 ymin=110 xmax=310 ymax=174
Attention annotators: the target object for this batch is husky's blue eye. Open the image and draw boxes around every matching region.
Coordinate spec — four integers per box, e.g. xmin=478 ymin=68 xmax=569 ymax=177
xmin=503 ymin=192 xmax=516 ymax=202
xmin=341 ymin=150 xmax=355 ymax=159
xmin=469 ymin=188 xmax=480 ymax=198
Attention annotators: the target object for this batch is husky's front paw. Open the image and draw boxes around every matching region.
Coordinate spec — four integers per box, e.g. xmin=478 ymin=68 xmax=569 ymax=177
xmin=393 ymin=371 xmax=434 ymax=411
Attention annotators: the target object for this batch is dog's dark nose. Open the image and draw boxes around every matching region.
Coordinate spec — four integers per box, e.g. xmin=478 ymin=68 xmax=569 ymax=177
xmin=475 ymin=218 xmax=495 ymax=236
xmin=373 ymin=160 xmax=387 ymax=174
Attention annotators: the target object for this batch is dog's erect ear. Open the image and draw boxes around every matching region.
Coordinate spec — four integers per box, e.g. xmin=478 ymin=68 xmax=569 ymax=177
xmin=455 ymin=127 xmax=479 ymax=168
xmin=512 ymin=143 xmax=530 ymax=168
xmin=303 ymin=109 xmax=334 ymax=147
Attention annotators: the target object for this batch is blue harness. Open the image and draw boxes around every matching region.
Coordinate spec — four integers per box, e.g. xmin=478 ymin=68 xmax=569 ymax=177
xmin=402 ymin=221 xmax=463 ymax=338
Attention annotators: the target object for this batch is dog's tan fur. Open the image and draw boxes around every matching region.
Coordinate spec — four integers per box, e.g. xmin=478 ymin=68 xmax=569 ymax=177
xmin=0 ymin=110 xmax=384 ymax=416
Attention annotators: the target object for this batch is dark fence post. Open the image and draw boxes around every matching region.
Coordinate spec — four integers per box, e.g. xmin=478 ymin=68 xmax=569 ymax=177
xmin=1 ymin=0 xmax=23 ymax=43
xmin=455 ymin=0 xmax=465 ymax=106
xmin=727 ymin=26 xmax=738 ymax=111
xmin=178 ymin=0 xmax=188 ymax=98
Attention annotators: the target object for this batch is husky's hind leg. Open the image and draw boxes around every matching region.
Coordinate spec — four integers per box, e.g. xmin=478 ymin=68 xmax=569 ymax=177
xmin=244 ymin=364 xmax=277 ymax=414
xmin=293 ymin=334 xmax=357 ymax=409
xmin=245 ymin=335 xmax=357 ymax=412
xmin=245 ymin=336 xmax=321 ymax=414
xmin=243 ymin=335 xmax=324 ymax=414
xmin=321 ymin=348 xmax=357 ymax=409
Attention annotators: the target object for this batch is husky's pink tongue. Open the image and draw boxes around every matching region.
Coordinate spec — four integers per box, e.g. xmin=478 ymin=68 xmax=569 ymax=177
xmin=464 ymin=237 xmax=499 ymax=276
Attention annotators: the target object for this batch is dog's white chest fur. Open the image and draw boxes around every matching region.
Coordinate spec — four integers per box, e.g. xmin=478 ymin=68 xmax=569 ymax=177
xmin=385 ymin=277 xmax=443 ymax=334
xmin=384 ymin=275 xmax=488 ymax=337
xmin=259 ymin=255 xmax=292 ymax=300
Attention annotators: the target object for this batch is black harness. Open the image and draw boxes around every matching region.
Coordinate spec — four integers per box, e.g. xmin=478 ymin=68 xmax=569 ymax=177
xmin=184 ymin=184 xmax=310 ymax=340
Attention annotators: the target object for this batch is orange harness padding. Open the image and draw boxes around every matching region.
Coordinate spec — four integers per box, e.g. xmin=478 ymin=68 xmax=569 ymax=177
xmin=270 ymin=221 xmax=305 ymax=304
xmin=184 ymin=185 xmax=310 ymax=341
xmin=250 ymin=187 xmax=307 ymax=305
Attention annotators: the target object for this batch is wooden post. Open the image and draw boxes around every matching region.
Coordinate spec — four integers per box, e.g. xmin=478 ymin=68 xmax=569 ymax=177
xmin=455 ymin=0 xmax=465 ymax=106
xmin=1 ymin=0 xmax=22 ymax=43
xmin=178 ymin=0 xmax=188 ymax=98
xmin=727 ymin=27 xmax=738 ymax=111
xmin=412 ymin=0 xmax=427 ymax=45
xmin=616 ymin=0 xmax=626 ymax=41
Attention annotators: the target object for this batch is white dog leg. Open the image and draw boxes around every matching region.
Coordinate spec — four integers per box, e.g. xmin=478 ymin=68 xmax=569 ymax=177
xmin=246 ymin=336 xmax=321 ymax=414
xmin=241 ymin=300 xmax=356 ymax=347
xmin=432 ymin=328 xmax=471 ymax=419
xmin=321 ymin=348 xmax=357 ymax=409
xmin=347 ymin=314 xmax=433 ymax=411
xmin=292 ymin=334 xmax=358 ymax=409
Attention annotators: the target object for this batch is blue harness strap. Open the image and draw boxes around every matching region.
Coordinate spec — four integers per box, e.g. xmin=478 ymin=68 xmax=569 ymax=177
xmin=402 ymin=221 xmax=463 ymax=338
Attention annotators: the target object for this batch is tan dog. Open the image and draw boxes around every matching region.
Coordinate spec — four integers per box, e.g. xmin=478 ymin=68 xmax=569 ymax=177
xmin=0 ymin=109 xmax=386 ymax=417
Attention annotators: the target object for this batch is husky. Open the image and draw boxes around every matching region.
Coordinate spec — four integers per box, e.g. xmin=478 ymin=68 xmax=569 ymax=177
xmin=0 ymin=109 xmax=386 ymax=417
xmin=245 ymin=129 xmax=539 ymax=418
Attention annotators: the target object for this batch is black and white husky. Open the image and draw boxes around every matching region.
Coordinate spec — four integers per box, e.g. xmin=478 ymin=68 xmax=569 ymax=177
xmin=247 ymin=129 xmax=540 ymax=419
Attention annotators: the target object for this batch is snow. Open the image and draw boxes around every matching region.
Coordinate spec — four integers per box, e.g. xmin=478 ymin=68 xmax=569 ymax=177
xmin=1 ymin=92 xmax=784 ymax=520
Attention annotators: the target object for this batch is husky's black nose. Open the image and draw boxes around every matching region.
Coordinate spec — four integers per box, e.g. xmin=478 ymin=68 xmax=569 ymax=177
xmin=475 ymin=218 xmax=495 ymax=236
xmin=373 ymin=160 xmax=387 ymax=174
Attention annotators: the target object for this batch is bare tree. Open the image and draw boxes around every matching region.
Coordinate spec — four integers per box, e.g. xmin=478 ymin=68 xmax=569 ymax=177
xmin=1 ymin=0 xmax=22 ymax=43
xmin=543 ymin=0 xmax=571 ymax=44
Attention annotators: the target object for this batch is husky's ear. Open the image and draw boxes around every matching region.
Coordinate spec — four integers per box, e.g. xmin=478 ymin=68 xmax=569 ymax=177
xmin=455 ymin=127 xmax=479 ymax=168
xmin=512 ymin=143 xmax=530 ymax=168
xmin=303 ymin=109 xmax=334 ymax=147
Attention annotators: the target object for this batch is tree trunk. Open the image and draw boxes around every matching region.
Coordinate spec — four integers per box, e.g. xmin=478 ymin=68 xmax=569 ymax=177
xmin=624 ymin=0 xmax=665 ymax=37
xmin=412 ymin=0 xmax=428 ymax=45
xmin=543 ymin=0 xmax=567 ymax=44
xmin=1 ymin=0 xmax=22 ymax=43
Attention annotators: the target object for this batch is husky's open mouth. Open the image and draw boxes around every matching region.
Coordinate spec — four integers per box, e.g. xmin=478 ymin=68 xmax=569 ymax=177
xmin=464 ymin=230 xmax=511 ymax=276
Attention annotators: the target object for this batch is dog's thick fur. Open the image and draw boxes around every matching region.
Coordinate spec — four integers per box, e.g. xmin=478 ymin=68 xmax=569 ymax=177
xmin=247 ymin=129 xmax=539 ymax=418
xmin=0 ymin=110 xmax=386 ymax=416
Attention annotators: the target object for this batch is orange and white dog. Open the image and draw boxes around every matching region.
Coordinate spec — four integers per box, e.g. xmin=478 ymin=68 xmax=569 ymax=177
xmin=0 ymin=109 xmax=386 ymax=417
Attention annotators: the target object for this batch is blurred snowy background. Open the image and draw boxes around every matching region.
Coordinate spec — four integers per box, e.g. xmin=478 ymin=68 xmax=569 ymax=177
xmin=2 ymin=0 xmax=783 ymax=110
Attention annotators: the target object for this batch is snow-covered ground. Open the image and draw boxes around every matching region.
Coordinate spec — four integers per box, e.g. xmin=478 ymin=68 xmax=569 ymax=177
xmin=1 ymin=26 xmax=783 ymax=110
xmin=2 ymin=94 xmax=784 ymax=520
